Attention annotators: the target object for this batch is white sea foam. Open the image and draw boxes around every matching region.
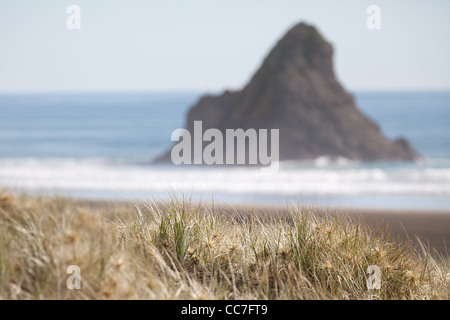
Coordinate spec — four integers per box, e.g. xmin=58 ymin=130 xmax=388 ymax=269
xmin=1 ymin=158 xmax=450 ymax=202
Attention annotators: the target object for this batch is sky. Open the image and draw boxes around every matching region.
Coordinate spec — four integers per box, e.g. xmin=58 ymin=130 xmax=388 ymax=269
xmin=0 ymin=0 xmax=449 ymax=93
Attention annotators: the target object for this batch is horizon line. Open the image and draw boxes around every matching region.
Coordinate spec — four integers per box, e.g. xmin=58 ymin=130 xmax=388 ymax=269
xmin=1 ymin=88 xmax=450 ymax=96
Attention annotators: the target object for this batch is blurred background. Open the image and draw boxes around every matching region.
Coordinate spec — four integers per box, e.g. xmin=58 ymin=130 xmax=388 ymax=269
xmin=0 ymin=0 xmax=449 ymax=209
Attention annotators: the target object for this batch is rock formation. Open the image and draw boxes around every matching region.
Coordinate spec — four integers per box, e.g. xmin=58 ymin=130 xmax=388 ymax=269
xmin=156 ymin=22 xmax=418 ymax=163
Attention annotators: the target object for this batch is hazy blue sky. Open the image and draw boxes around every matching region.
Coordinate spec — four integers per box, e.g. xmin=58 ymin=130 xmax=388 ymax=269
xmin=0 ymin=0 xmax=449 ymax=93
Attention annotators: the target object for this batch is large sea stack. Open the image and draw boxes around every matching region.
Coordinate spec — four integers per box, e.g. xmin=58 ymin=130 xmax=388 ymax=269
xmin=156 ymin=22 xmax=418 ymax=163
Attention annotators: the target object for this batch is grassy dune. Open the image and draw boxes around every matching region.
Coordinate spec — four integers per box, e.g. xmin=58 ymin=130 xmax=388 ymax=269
xmin=0 ymin=190 xmax=448 ymax=300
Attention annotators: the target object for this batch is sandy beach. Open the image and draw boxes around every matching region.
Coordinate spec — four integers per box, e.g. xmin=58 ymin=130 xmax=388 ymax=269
xmin=347 ymin=208 xmax=450 ymax=256
xmin=2 ymin=1 xmax=450 ymax=303
xmin=76 ymin=198 xmax=450 ymax=256
xmin=216 ymin=205 xmax=450 ymax=256
xmin=1 ymin=189 xmax=448 ymax=300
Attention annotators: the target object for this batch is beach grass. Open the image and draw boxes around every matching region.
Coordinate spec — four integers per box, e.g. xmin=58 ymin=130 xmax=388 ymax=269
xmin=0 ymin=189 xmax=448 ymax=300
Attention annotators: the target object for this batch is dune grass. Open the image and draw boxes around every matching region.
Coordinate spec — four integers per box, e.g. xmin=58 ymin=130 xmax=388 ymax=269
xmin=0 ymin=190 xmax=448 ymax=300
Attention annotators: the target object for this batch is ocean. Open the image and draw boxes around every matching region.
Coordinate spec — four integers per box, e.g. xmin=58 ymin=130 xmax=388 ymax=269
xmin=0 ymin=91 xmax=449 ymax=209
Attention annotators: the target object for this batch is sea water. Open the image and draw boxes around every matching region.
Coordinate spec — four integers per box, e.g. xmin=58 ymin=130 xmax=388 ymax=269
xmin=0 ymin=91 xmax=449 ymax=209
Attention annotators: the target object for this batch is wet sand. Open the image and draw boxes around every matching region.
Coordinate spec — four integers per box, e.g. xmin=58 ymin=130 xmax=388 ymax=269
xmin=351 ymin=208 xmax=450 ymax=256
